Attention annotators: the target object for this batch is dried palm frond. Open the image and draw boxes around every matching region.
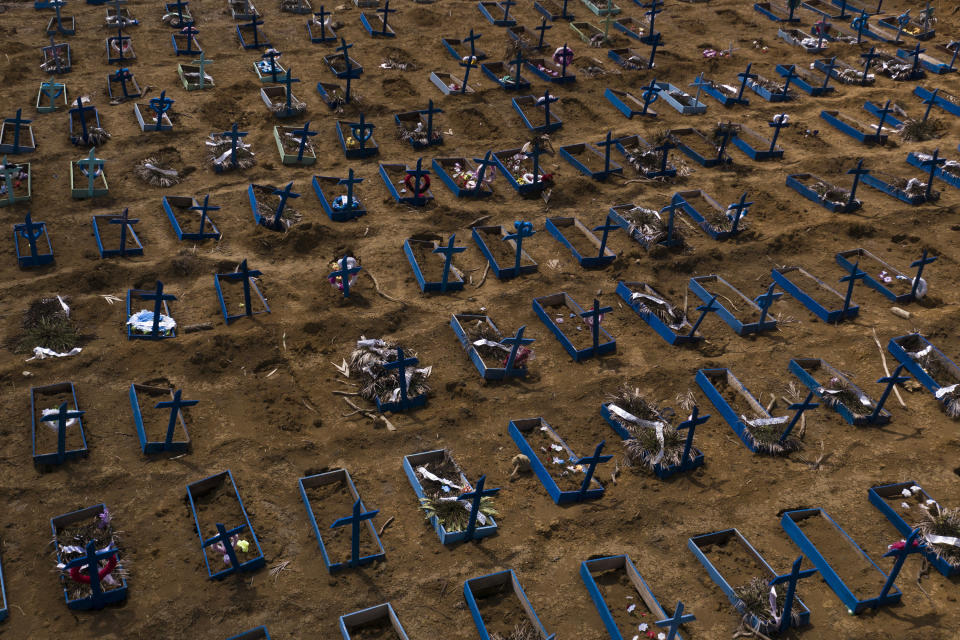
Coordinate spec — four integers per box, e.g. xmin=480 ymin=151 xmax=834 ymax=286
xmin=266 ymin=95 xmax=306 ymax=117
xmin=70 ymin=127 xmax=111 ymax=147
xmin=818 ymin=376 xmax=870 ymax=417
xmin=419 ymin=495 xmax=497 ymax=532
xmin=743 ymin=418 xmax=802 ymax=455
xmin=899 ymin=117 xmax=943 ymax=142
xmin=491 ymin=623 xmax=540 ymax=640
xmin=733 ymin=577 xmax=802 ymax=628
xmin=916 ymin=504 xmax=960 ymax=567
xmin=623 ymin=423 xmax=686 ymax=470
xmin=206 ymin=134 xmax=256 ymax=171
xmin=135 ymin=153 xmax=182 ymax=187
xmin=348 ymin=338 xmax=431 ymax=404
xmin=606 ymin=387 xmax=663 ymax=424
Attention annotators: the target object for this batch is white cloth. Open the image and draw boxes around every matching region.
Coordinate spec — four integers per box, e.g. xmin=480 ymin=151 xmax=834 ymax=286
xmin=27 ymin=346 xmax=82 ymax=361
xmin=608 ymin=403 xmax=667 ymax=464
xmin=127 ymin=309 xmax=176 ymax=333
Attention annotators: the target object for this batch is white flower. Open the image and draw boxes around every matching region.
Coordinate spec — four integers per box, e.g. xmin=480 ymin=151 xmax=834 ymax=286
xmin=901 ymin=488 xmax=912 ymax=497
xmin=659 ymin=634 xmax=666 ymax=640
xmin=627 ymin=604 xmax=636 ymax=613
xmin=638 ymin=623 xmax=648 ymax=632
xmin=910 ymin=485 xmax=922 ymax=494
xmin=901 ymin=502 xmax=910 ymax=509
xmin=926 ymin=499 xmax=937 ymax=506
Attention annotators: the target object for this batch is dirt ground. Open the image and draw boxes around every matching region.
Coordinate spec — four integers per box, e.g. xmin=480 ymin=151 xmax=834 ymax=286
xmin=1 ymin=0 xmax=959 ymax=638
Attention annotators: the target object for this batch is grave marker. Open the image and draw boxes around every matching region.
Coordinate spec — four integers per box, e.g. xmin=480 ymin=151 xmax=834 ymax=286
xmin=330 ymin=499 xmax=379 ymax=568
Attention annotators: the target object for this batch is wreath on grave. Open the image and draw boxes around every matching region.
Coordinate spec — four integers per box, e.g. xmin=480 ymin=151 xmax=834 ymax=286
xmin=135 ymin=149 xmax=185 ymax=187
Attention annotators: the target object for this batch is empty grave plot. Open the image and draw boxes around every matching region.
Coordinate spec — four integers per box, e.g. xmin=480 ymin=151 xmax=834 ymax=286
xmin=474 ymin=227 xmax=535 ymax=271
xmin=523 ymin=421 xmax=593 ymax=492
xmin=537 ymin=295 xmax=602 ymax=352
xmin=407 ymin=238 xmax=461 ymax=282
xmin=695 ymin=277 xmax=779 ymax=326
xmin=772 ymin=267 xmax=849 ymax=315
xmin=591 ymin=568 xmax=667 ymax=638
xmin=349 ymin=619 xmax=403 ymax=640
xmin=303 ymin=478 xmax=380 ymax=565
xmin=471 ymin=579 xmax=535 ymax=638
xmin=549 ymin=218 xmax=605 ymax=260
xmin=33 ymin=385 xmax=85 ymax=455
xmin=251 ymin=184 xmax=302 ymax=229
xmin=191 ymin=475 xmax=254 ymax=569
xmin=794 ymin=513 xmax=887 ymax=598
xmin=218 ymin=274 xmax=268 ymax=317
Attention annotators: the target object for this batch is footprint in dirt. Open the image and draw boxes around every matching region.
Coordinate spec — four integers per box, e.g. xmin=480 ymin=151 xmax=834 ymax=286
xmin=381 ymin=76 xmax=418 ymax=100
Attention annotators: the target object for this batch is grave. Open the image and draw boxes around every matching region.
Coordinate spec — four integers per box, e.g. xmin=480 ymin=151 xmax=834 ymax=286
xmin=41 ymin=36 xmax=72 ymax=74
xmin=0 ymin=110 xmax=36 ymax=154
xmin=471 ymin=221 xmax=537 ymax=279
xmin=162 ymin=0 xmax=193 ymax=27
xmin=249 ymin=182 xmax=300 ymax=231
xmin=128 ymin=384 xmax=194 ymax=453
xmin=887 ymin=334 xmax=960 ymax=416
xmin=693 ymin=68 xmax=751 ymax=106
xmin=106 ymin=24 xmax=136 ymax=63
xmin=395 ymin=101 xmax=443 ymax=149
xmin=45 ymin=0 xmax=77 ymax=35
xmin=105 ymin=0 xmax=137 ymax=26
xmin=776 ymin=62 xmax=834 ymax=96
xmin=730 ymin=117 xmax=787 ymax=160
xmin=480 ymin=57 xmax=531 ymax=91
xmin=532 ymin=293 xmax=615 ymax=361
xmin=214 ymin=259 xmax=270 ymax=323
xmin=307 ymin=6 xmax=338 ymax=43
xmin=186 ymin=470 xmax=266 ymax=579
xmin=236 ymin=15 xmax=270 ymax=49
xmin=689 ymin=276 xmax=779 ymax=335
xmin=789 ymin=358 xmax=891 ymax=425
xmin=106 ymin=67 xmax=141 ymax=100
xmin=535 ymin=0 xmax=574 ymax=21
xmin=403 ymin=235 xmax=465 ymax=293
xmin=836 ymin=247 xmax=933 ymax=303
xmin=545 ymin=216 xmax=617 ymax=266
xmin=1 ymin=158 xmax=32 ymax=206
xmin=558 ymin=136 xmax=622 ymax=181
xmin=897 ymin=43 xmax=958 ymax=74
xmin=68 ymin=98 xmax=106 ymax=147
xmin=433 ymin=155 xmax=495 ymax=197
xmin=133 ymin=91 xmax=174 ymax=132
xmin=526 ymin=55 xmax=576 ymax=83
xmin=441 ymin=31 xmax=487 ymax=61
xmin=861 ymin=167 xmax=939 ymax=205
xmin=316 ymin=81 xmax=350 ymax=108
xmin=51 ymin=504 xmax=128 ymax=610
xmin=613 ymin=15 xmax=645 ymax=40
xmin=274 ymin=121 xmax=316 ymax=166
xmin=36 ymin=78 xmax=68 ymax=113
xmin=260 ymin=69 xmax=304 ymax=119
xmin=339 ymin=603 xmax=410 ymax=640
xmin=451 ymin=315 xmax=533 ymax=380
xmin=771 ymin=266 xmax=860 ymax=323
xmin=604 ymin=87 xmax=658 ymax=118
xmin=744 ymin=69 xmax=796 ymax=102
xmin=786 ymin=171 xmax=862 ymax=213
xmin=379 ymin=160 xmax=434 ymax=206
xmin=70 ymin=147 xmax=108 ymax=199
xmin=126 ymin=281 xmax=175 ymax=339
xmin=430 ymin=71 xmax=477 ymax=96
xmin=669 ymin=127 xmax=732 ymax=167
xmin=477 ymin=0 xmax=517 ymax=26
xmin=31 ymin=382 xmax=88 ymax=466
xmin=616 ymin=280 xmax=706 ymax=345
xmin=611 ymin=135 xmax=675 ymax=177
xmin=298 ymin=468 xmax=385 ymax=572
xmin=325 ymin=39 xmax=364 ymax=78
xmin=493 ymin=145 xmax=553 ymax=195
xmin=754 ymin=0 xmax=801 ymax=22
xmin=163 ymin=194 xmax=222 ymax=241
xmin=571 ymin=20 xmax=607 ymax=47
xmin=312 ymin=170 xmax=366 ymax=221
xmin=92 ymin=208 xmax=142 ymax=257
xmin=13 ymin=212 xmax=52 ymax=267
xmin=907 ymin=149 xmax=960 ymax=190
xmin=676 ymin=190 xmax=751 ymax=239
xmin=254 ymin=50 xmax=288 ymax=83
xmin=778 ymin=26 xmax=829 ymax=53
xmin=814 ymin=56 xmax=874 ymax=85
xmin=178 ymin=52 xmax=214 ymax=90
xmin=913 ymin=85 xmax=960 ymax=118
xmin=360 ymin=1 xmax=396 ymax=37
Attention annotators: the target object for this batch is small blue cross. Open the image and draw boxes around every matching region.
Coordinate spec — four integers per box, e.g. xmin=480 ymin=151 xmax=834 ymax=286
xmin=754 ymin=283 xmax=782 ymax=326
xmin=690 ymin=72 xmax=709 ymax=105
xmin=715 ymin=127 xmax=733 ymax=163
xmin=909 ymin=249 xmax=936 ymax=300
xmin=336 ymin=37 xmax=354 ymax=75
xmin=281 ymin=68 xmax=301 ymax=115
xmin=921 ymin=88 xmax=940 ymax=124
xmin=337 ymin=169 xmax=363 ymax=214
xmin=329 ymin=255 xmax=362 ymax=298
xmin=647 ymin=31 xmax=662 ymax=69
xmin=45 ymin=35 xmax=65 ymax=75
xmin=419 ymin=100 xmax=442 ymax=141
xmin=686 ymin=295 xmax=718 ymax=339
xmin=574 ymin=440 xmax=612 ymax=499
xmin=852 ymin=10 xmax=868 ymax=44
xmin=76 ymin=146 xmax=105 ymax=196
xmin=779 ymin=65 xmax=798 ymax=97
xmin=1 ymin=157 xmax=23 ymax=203
xmin=375 ymin=0 xmax=395 ymax=35
xmin=501 ymin=0 xmax=516 ymax=22
xmin=769 ymin=556 xmax=817 ymax=634
xmin=535 ymin=16 xmax=551 ymax=49
xmin=15 ymin=212 xmax=45 ymax=260
xmin=676 ymin=406 xmax=709 ymax=464
xmin=596 ymin=130 xmax=617 ymax=177
xmin=860 ymin=46 xmax=879 ymax=85
xmin=111 ymin=67 xmax=136 ymax=99
xmin=3 ymin=109 xmax=32 ymax=154
xmin=179 ymin=26 xmax=201 ymax=56
xmin=314 ymin=6 xmax=330 ymax=39
xmin=405 ymin=157 xmax=431 ymax=200
xmin=268 ymin=181 xmax=300 ymax=230
xmin=846 ymin=158 xmax=869 ymax=207
xmin=907 ymin=42 xmax=925 ymax=78
xmin=819 ymin=56 xmax=837 ymax=91
xmin=225 ymin=259 xmax=263 ymax=317
xmin=894 ymin=9 xmax=910 ymax=41
xmin=348 ymin=113 xmax=374 ymax=152
xmin=872 ymin=99 xmax=893 ymax=139
xmin=945 ymin=44 xmax=960 ymax=73
xmin=246 ymin=14 xmax=266 ymax=48
xmin=458 ymin=475 xmax=499 ymax=541
xmin=40 ymin=402 xmax=85 ymax=464
xmin=168 ymin=0 xmax=191 ymax=26
xmin=109 ymin=24 xmax=132 ymax=62
xmin=154 ymin=389 xmax=198 ymax=448
xmin=592 ymin=212 xmax=619 ymax=257
xmin=109 ymin=208 xmax=139 ymax=256
xmin=40 ymin=77 xmax=65 ymax=110
xmin=472 ymin=151 xmax=498 ymax=195
xmin=219 ymin=123 xmax=248 ymax=168
xmin=878 ymin=528 xmax=925 ymax=604
xmin=261 ymin=49 xmax=283 ymax=82
xmin=148 ymin=91 xmax=174 ymax=131
xmin=768 ymin=115 xmax=789 ymax=152
xmin=557 ymin=41 xmax=572 ymax=78
xmin=537 ymin=91 xmax=558 ymax=129
xmin=644 ymin=0 xmax=664 ymax=36
xmin=726 ymin=193 xmax=751 ymax=234
xmin=736 ymin=63 xmax=758 ymax=101
xmin=191 ymin=51 xmax=213 ymax=90
xmin=780 ymin=391 xmax=818 ymax=443
xmin=655 ymin=601 xmax=695 ymax=640
xmin=63 ymin=540 xmax=120 ymax=604
xmin=433 ymin=234 xmax=466 ymax=292
xmin=870 ymin=364 xmax=909 ymax=422
xmin=510 ymin=48 xmax=526 ymax=86
xmin=659 ymin=193 xmax=682 ymax=247
xmin=501 ymin=325 xmax=534 ymax=373
xmin=189 ymin=194 xmax=219 ymax=239
xmin=290 ymin=120 xmax=317 ymax=162
xmin=383 ymin=347 xmax=419 ymax=405
xmin=653 ymin=139 xmax=674 ymax=174
xmin=203 ymin=523 xmax=247 ymax=576
xmin=839 ymin=259 xmax=867 ymax=316
xmin=917 ymin=152 xmax=943 ymax=203
xmin=580 ymin=299 xmax=613 ymax=353
xmin=640 ymin=78 xmax=660 ymax=115
xmin=525 ymin=140 xmax=546 ymax=188
xmin=503 ymin=220 xmax=534 ymax=273
xmin=137 ymin=280 xmax=176 ymax=337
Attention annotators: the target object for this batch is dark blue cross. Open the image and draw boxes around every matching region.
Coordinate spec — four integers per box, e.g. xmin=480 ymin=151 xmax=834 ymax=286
xmin=819 ymin=56 xmax=836 ymax=91
xmin=580 ymin=299 xmax=613 ymax=353
xmin=501 ymin=0 xmax=516 ymax=22
xmin=375 ymin=0 xmax=395 ymax=35
xmin=558 ymin=42 xmax=571 ymax=78
xmin=281 ymin=68 xmax=301 ymax=115
xmin=659 ymin=193 xmax=682 ymax=247
xmin=910 ymin=249 xmax=936 ymax=300
xmin=109 ymin=208 xmax=139 ymax=255
xmin=878 ymin=528 xmax=925 ymax=603
xmin=640 ymin=78 xmax=660 ymax=115
xmin=76 ymin=147 xmax=105 ymax=196
xmin=337 ymin=168 xmax=363 ymax=214
xmin=870 ymin=363 xmax=909 ymax=422
xmin=769 ymin=556 xmax=818 ymax=635
xmin=329 ymin=255 xmax=362 ymax=298
xmin=63 ymin=541 xmax=119 ymax=604
xmin=945 ymin=43 xmax=960 ymax=73
xmin=727 ymin=193 xmax=751 ymax=234
xmin=510 ymin=48 xmax=525 ymax=87
xmin=219 ymin=123 xmax=248 ymax=168
xmin=229 ymin=259 xmax=262 ymax=317
xmin=383 ymin=347 xmax=418 ymax=405
xmin=768 ymin=115 xmax=789 ymax=152
xmin=501 ymin=325 xmax=534 ymax=373
xmin=596 ymin=130 xmax=617 ymax=177
xmin=336 ymin=37 xmax=353 ymax=69
xmin=40 ymin=402 xmax=84 ymax=464
xmin=655 ymin=601 xmax=695 ymax=640
xmin=203 ymin=523 xmax=247 ymax=575
xmin=504 ymin=220 xmax=534 ymax=272
xmin=839 ymin=259 xmax=866 ymax=315
xmin=755 ymin=283 xmax=782 ymax=325
xmin=111 ymin=67 xmax=137 ymax=99
xmin=690 ymin=72 xmax=709 ymax=105
xmin=537 ymin=91 xmax=558 ymax=130
xmin=419 ymin=100 xmax=442 ymax=141
xmin=736 ymin=63 xmax=758 ymax=101
xmin=686 ymin=295 xmax=718 ymax=339
xmin=46 ymin=35 xmax=64 ymax=75
xmin=574 ymin=440 xmax=612 ymax=499
xmin=50 ymin=0 xmax=68 ymax=33
xmin=715 ymin=126 xmax=733 ymax=163
xmin=15 ymin=212 xmax=45 ymax=260
xmin=179 ymin=26 xmax=201 ymax=55
xmin=459 ymin=48 xmax=478 ymax=94
xmin=331 ymin=499 xmax=379 ymax=567
xmin=269 ymin=182 xmax=300 ymax=229
xmin=3 ymin=110 xmax=31 ymax=154
xmin=1 ymin=156 xmax=20 ymax=202
xmin=676 ymin=405 xmax=709 ymax=464
xmin=780 ymin=391 xmax=818 ymax=443
xmin=535 ymin=16 xmax=551 ymax=49
xmin=458 ymin=475 xmax=500 ymax=541
xmin=847 ymin=158 xmax=868 ymax=207
xmin=191 ymin=52 xmax=213 ymax=90
xmin=290 ymin=121 xmax=317 ymax=162
xmin=261 ymin=49 xmax=283 ymax=82
xmin=837 ymin=0 xmax=847 ymax=18
xmin=348 ymin=113 xmax=374 ymax=153
xmin=155 ymin=389 xmax=197 ymax=447
xmin=433 ymin=234 xmax=466 ymax=292
xmin=463 ymin=28 xmax=481 ymax=56
xmin=138 ymin=280 xmax=176 ymax=337
xmin=524 ymin=140 xmax=546 ymax=189
xmin=814 ymin=18 xmax=829 ymax=49
xmin=860 ymin=46 xmax=879 ymax=86
xmin=472 ymin=151 xmax=497 ymax=195
xmin=921 ymin=88 xmax=940 ymax=123
xmin=189 ymin=194 xmax=219 ymax=238
xmin=647 ymin=30 xmax=662 ymax=69
xmin=894 ymin=9 xmax=910 ymax=41
xmin=109 ymin=23 xmax=132 ymax=62
xmin=907 ymin=42 xmax=925 ymax=78
xmin=779 ymin=65 xmax=798 ymax=97
xmin=654 ymin=139 xmax=674 ymax=174
xmin=314 ymin=6 xmax=330 ymax=39
xmin=168 ymin=0 xmax=190 ymax=26
xmin=592 ymin=212 xmax=619 ymax=257
xmin=852 ymin=9 xmax=868 ymax=45
xmin=873 ymin=99 xmax=893 ymax=139
xmin=559 ymin=0 xmax=571 ymax=18
xmin=245 ymin=14 xmax=265 ymax=48
xmin=405 ymin=157 xmax=430 ymax=199
xmin=148 ymin=91 xmax=174 ymax=131
xmin=645 ymin=0 xmax=663 ymax=35
xmin=918 ymin=151 xmax=943 ymax=202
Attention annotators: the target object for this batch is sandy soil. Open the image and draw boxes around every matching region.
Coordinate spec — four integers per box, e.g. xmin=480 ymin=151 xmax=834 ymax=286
xmin=1 ymin=0 xmax=960 ymax=638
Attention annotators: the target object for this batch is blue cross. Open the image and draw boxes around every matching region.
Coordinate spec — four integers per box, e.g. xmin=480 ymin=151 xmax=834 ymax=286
xmin=654 ymin=139 xmax=674 ymax=174
xmin=878 ymin=528 xmax=925 ymax=603
xmin=726 ymin=193 xmax=751 ymax=234
xmin=245 ymin=14 xmax=266 ymax=48
xmin=348 ymin=113 xmax=374 ymax=152
xmin=910 ymin=249 xmax=937 ymax=300
xmin=168 ymin=0 xmax=191 ymax=26
xmin=433 ymin=234 xmax=466 ymax=292
xmin=839 ymin=259 xmax=867 ymax=316
xmin=331 ymin=500 xmax=379 ymax=568
xmin=3 ymin=110 xmax=31 ymax=154
xmin=640 ymin=77 xmax=660 ymax=115
xmin=870 ymin=364 xmax=909 ymax=422
xmin=225 ymin=259 xmax=262 ymax=317
xmin=769 ymin=556 xmax=818 ymax=634
xmin=148 ymin=91 xmax=174 ymax=131
xmin=314 ymin=6 xmax=330 ymax=39
xmin=202 ymin=523 xmax=247 ymax=576
xmin=419 ymin=100 xmax=442 ymax=141
xmin=138 ymin=280 xmax=177 ymax=337
xmin=405 ymin=157 xmax=431 ymax=200
xmin=557 ymin=41 xmax=571 ymax=78
xmin=463 ymin=28 xmax=481 ymax=55
xmin=655 ymin=601 xmax=694 ymax=640
xmin=45 ymin=35 xmax=65 ymax=74
xmin=536 ymin=91 xmax=558 ymax=130
xmin=921 ymin=87 xmax=940 ymax=123
xmin=459 ymin=48 xmax=478 ymax=94
xmin=860 ymin=46 xmax=879 ymax=85
xmin=375 ymin=0 xmax=395 ymax=35
xmin=917 ymin=151 xmax=943 ymax=202
xmin=281 ymin=68 xmax=301 ymax=115
xmin=329 ymin=255 xmax=362 ymax=298
xmin=659 ymin=193 xmax=682 ymax=247
xmin=109 ymin=24 xmax=132 ymax=62
xmin=780 ymin=391 xmax=818 ymax=443
xmin=109 ymin=208 xmax=139 ymax=256
xmin=945 ymin=43 xmax=960 ymax=73
xmin=580 ymin=299 xmax=613 ymax=353
xmin=40 ymin=77 xmax=64 ymax=110
xmin=846 ymin=158 xmax=868 ymax=206
xmin=907 ymin=42 xmax=925 ymax=78
xmin=458 ymin=475 xmax=500 ymax=541
xmin=336 ymin=37 xmax=353 ymax=66
xmin=40 ymin=402 xmax=85 ymax=464
xmin=736 ymin=63 xmax=758 ymax=101
xmin=837 ymin=0 xmax=848 ymax=18
xmin=814 ymin=18 xmax=829 ymax=49
xmin=50 ymin=0 xmax=68 ymax=33
xmin=290 ymin=121 xmax=317 ymax=162
xmin=894 ymin=9 xmax=910 ymax=41
xmin=535 ymin=16 xmax=551 ymax=49
xmin=872 ymin=99 xmax=893 ymax=139
xmin=191 ymin=51 xmax=213 ymax=89
xmin=676 ymin=405 xmax=709 ymax=464
xmin=501 ymin=325 xmax=534 ymax=373
xmin=852 ymin=9 xmax=868 ymax=45
xmin=754 ymin=283 xmax=782 ymax=325
xmin=574 ymin=440 xmax=612 ymax=499
xmin=63 ymin=540 xmax=119 ymax=604
xmin=189 ymin=194 xmax=219 ymax=239
xmin=76 ymin=147 xmax=105 ymax=197
xmin=383 ymin=347 xmax=419 ymax=405
xmin=218 ymin=123 xmax=248 ymax=168
xmin=111 ymin=67 xmax=137 ymax=99
xmin=179 ymin=26 xmax=201 ymax=56
xmin=337 ymin=169 xmax=363 ymax=214
xmin=510 ymin=48 xmax=526 ymax=86
xmin=472 ymin=151 xmax=498 ymax=195
xmin=645 ymin=0 xmax=663 ymax=35
xmin=1 ymin=157 xmax=22 ymax=203
xmin=525 ymin=140 xmax=546 ymax=188
xmin=596 ymin=130 xmax=617 ymax=177
xmin=592 ymin=212 xmax=619 ymax=257
xmin=155 ymin=389 xmax=198 ymax=447
xmin=768 ymin=115 xmax=789 ymax=152
xmin=15 ymin=213 xmax=45 ymax=261
xmin=268 ymin=182 xmax=300 ymax=230
xmin=261 ymin=49 xmax=283 ymax=82
xmin=559 ymin=0 xmax=571 ymax=18
xmin=503 ymin=220 xmax=534 ymax=273
xmin=501 ymin=0 xmax=516 ymax=22
xmin=819 ymin=56 xmax=836 ymax=91
xmin=647 ymin=31 xmax=662 ymax=69
xmin=686 ymin=295 xmax=718 ymax=339
xmin=779 ymin=65 xmax=798 ymax=97
xmin=690 ymin=72 xmax=709 ymax=105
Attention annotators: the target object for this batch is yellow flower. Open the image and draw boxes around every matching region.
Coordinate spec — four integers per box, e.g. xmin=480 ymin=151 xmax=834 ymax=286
xmin=236 ymin=539 xmax=250 ymax=553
